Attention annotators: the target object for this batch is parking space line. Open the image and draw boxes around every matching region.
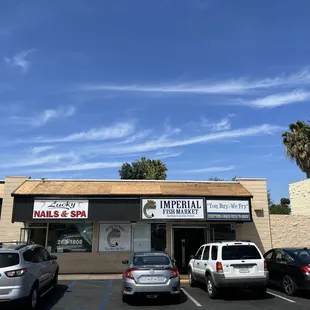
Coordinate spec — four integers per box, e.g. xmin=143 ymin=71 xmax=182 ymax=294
xmin=180 ymin=288 xmax=202 ymax=307
xmin=99 ymin=279 xmax=113 ymax=310
xmin=267 ymin=291 xmax=295 ymax=303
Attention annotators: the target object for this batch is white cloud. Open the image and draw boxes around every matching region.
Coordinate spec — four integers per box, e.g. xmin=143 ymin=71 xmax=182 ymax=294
xmin=246 ymin=89 xmax=310 ymax=108
xmin=5 ymin=49 xmax=36 ymax=73
xmin=201 ymin=116 xmax=232 ymax=131
xmin=35 ymin=121 xmax=135 ymax=143
xmin=0 ymin=152 xmax=77 ymax=168
xmin=155 ymin=150 xmax=183 ymax=159
xmin=31 ymin=145 xmax=56 ymax=154
xmin=30 ymin=161 xmax=122 ymax=172
xmin=75 ymin=69 xmax=310 ymax=95
xmin=180 ymin=165 xmax=236 ymax=174
xmin=10 ymin=105 xmax=76 ymax=127
xmin=101 ymin=124 xmax=283 ymax=155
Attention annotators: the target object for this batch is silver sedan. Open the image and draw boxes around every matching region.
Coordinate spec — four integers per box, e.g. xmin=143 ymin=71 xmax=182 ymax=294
xmin=121 ymin=252 xmax=181 ymax=303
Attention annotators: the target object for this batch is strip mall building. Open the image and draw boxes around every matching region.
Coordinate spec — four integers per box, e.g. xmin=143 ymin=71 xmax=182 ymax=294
xmin=0 ymin=176 xmax=272 ymax=274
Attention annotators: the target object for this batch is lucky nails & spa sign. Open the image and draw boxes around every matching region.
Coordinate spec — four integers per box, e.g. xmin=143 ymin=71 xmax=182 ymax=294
xmin=33 ymin=200 xmax=89 ymax=219
xmin=141 ymin=198 xmax=205 ymax=220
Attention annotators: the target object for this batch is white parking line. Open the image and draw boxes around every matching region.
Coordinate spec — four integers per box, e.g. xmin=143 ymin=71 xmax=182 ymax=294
xmin=267 ymin=291 xmax=295 ymax=303
xmin=180 ymin=288 xmax=202 ymax=307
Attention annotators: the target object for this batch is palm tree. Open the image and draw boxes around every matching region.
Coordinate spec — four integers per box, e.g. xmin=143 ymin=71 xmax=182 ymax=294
xmin=282 ymin=121 xmax=310 ymax=178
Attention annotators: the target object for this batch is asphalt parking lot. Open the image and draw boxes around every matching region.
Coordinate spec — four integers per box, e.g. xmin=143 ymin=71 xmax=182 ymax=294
xmin=2 ymin=280 xmax=310 ymax=310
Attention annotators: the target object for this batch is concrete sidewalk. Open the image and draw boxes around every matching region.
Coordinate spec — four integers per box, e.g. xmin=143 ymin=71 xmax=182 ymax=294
xmin=59 ymin=274 xmax=190 ymax=283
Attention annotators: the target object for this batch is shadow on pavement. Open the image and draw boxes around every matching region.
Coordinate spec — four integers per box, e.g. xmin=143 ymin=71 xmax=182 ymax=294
xmin=195 ymin=283 xmax=275 ymax=301
xmin=125 ymin=292 xmax=187 ymax=306
xmin=1 ymin=285 xmax=69 ymax=310
xmin=37 ymin=284 xmax=69 ymax=309
xmin=268 ymin=284 xmax=310 ymax=300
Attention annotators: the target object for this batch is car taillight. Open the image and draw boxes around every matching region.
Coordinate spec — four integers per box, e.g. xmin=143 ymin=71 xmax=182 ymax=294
xmin=5 ymin=268 xmax=27 ymax=278
xmin=124 ymin=268 xmax=138 ymax=280
xmin=264 ymin=260 xmax=268 ymax=271
xmin=300 ymin=266 xmax=310 ymax=274
xmin=216 ymin=262 xmax=223 ymax=273
xmin=166 ymin=267 xmax=179 ymax=279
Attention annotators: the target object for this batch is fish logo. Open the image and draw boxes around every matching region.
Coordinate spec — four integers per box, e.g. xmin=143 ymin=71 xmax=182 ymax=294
xmin=107 ymin=228 xmax=121 ymax=247
xmin=143 ymin=200 xmax=156 ymax=219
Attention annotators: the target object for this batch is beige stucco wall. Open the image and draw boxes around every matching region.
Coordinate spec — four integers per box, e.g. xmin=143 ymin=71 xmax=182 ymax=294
xmin=270 ymin=214 xmax=310 ymax=248
xmin=235 ymin=178 xmax=272 ymax=254
xmin=289 ymin=179 xmax=310 ymax=215
xmin=0 ymin=176 xmax=29 ymax=242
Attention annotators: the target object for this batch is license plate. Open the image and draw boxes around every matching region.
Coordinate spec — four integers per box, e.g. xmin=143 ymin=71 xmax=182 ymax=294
xmin=145 ymin=276 xmax=158 ymax=282
xmin=239 ymin=268 xmax=249 ymax=273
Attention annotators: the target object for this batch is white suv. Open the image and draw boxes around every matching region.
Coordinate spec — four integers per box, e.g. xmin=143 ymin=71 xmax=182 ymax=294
xmin=187 ymin=241 xmax=268 ymax=299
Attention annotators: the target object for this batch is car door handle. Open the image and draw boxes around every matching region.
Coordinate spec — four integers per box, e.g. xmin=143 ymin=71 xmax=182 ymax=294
xmin=204 ymin=263 xmax=207 ymax=266
xmin=197 ymin=262 xmax=199 ymax=265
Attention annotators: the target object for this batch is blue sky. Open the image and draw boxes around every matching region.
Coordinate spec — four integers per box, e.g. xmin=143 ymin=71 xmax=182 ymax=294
xmin=0 ymin=0 xmax=309 ymax=203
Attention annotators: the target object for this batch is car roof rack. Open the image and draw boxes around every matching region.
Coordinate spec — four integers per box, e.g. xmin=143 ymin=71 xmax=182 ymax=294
xmin=0 ymin=241 xmax=34 ymax=250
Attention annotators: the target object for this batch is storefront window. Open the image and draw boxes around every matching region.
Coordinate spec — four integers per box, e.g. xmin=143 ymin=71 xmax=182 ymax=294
xmin=151 ymin=223 xmax=166 ymax=251
xmin=99 ymin=223 xmax=131 ymax=252
xmin=47 ymin=223 xmax=93 ymax=253
xmin=210 ymin=224 xmax=235 ymax=241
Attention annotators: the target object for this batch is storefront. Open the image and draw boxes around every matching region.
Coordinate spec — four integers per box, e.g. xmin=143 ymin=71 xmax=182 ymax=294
xmin=8 ymin=178 xmax=268 ymax=274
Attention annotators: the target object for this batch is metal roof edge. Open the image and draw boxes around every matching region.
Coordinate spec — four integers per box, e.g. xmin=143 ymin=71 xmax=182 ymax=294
xmin=21 ymin=178 xmax=240 ymax=184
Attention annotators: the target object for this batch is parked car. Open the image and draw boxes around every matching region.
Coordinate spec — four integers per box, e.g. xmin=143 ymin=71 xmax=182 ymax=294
xmin=121 ymin=251 xmax=181 ymax=303
xmin=264 ymin=247 xmax=310 ymax=296
xmin=0 ymin=241 xmax=59 ymax=309
xmin=188 ymin=241 xmax=268 ymax=299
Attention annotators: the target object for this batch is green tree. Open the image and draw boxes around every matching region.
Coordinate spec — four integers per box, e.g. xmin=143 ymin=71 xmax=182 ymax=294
xmin=282 ymin=121 xmax=310 ymax=178
xmin=269 ymin=198 xmax=291 ymax=215
xmin=119 ymin=157 xmax=167 ymax=180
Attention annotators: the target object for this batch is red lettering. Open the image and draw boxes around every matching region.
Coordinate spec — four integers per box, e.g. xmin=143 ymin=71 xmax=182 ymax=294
xmin=70 ymin=211 xmax=86 ymax=218
xmin=34 ymin=211 xmax=41 ymax=218
xmin=54 ymin=211 xmax=59 ymax=218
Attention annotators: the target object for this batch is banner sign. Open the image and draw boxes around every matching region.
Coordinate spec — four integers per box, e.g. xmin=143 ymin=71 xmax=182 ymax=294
xmin=141 ymin=198 xmax=205 ymax=220
xmin=206 ymin=200 xmax=251 ymax=221
xmin=99 ymin=224 xmax=131 ymax=251
xmin=33 ymin=200 xmax=89 ymax=219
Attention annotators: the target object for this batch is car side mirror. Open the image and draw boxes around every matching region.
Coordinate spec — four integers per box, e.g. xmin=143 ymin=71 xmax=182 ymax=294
xmin=122 ymin=260 xmax=129 ymax=265
xmin=190 ymin=255 xmax=195 ymax=260
xmin=50 ymin=255 xmax=57 ymax=260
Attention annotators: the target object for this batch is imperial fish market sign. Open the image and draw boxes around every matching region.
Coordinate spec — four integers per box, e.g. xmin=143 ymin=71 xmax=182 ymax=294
xmin=141 ymin=198 xmax=205 ymax=220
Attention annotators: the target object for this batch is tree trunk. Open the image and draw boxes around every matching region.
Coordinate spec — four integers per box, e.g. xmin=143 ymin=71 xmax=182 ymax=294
xmin=307 ymin=170 xmax=310 ymax=179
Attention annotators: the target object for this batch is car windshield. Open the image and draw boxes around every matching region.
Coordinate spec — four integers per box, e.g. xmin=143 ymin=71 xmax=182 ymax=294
xmin=0 ymin=253 xmax=20 ymax=268
xmin=287 ymin=249 xmax=310 ymax=262
xmin=133 ymin=255 xmax=170 ymax=266
xmin=222 ymin=245 xmax=262 ymax=260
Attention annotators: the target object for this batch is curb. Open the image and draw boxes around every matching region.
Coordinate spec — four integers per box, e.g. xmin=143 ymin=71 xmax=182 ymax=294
xmin=180 ymin=279 xmax=189 ymax=284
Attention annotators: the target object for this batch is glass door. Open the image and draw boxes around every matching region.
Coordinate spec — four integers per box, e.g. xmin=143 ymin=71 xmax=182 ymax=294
xmin=20 ymin=227 xmax=47 ymax=247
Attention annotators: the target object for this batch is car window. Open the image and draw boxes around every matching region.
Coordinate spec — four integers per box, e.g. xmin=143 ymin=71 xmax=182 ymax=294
xmin=264 ymin=250 xmax=274 ymax=261
xmin=275 ymin=251 xmax=286 ymax=261
xmin=0 ymin=253 xmax=19 ymax=267
xmin=211 ymin=246 xmax=218 ymax=260
xmin=23 ymin=249 xmax=36 ymax=263
xmin=222 ymin=245 xmax=262 ymax=260
xmin=41 ymin=248 xmax=51 ymax=261
xmin=33 ymin=248 xmax=45 ymax=263
xmin=133 ymin=255 xmax=170 ymax=266
xmin=203 ymin=246 xmax=210 ymax=260
xmin=195 ymin=246 xmax=204 ymax=260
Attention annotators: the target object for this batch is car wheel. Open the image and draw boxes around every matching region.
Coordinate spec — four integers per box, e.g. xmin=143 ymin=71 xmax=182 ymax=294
xmin=206 ymin=275 xmax=219 ymax=299
xmin=26 ymin=284 xmax=39 ymax=309
xmin=52 ymin=269 xmax=59 ymax=287
xmin=283 ymin=275 xmax=297 ymax=296
xmin=188 ymin=269 xmax=197 ymax=287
